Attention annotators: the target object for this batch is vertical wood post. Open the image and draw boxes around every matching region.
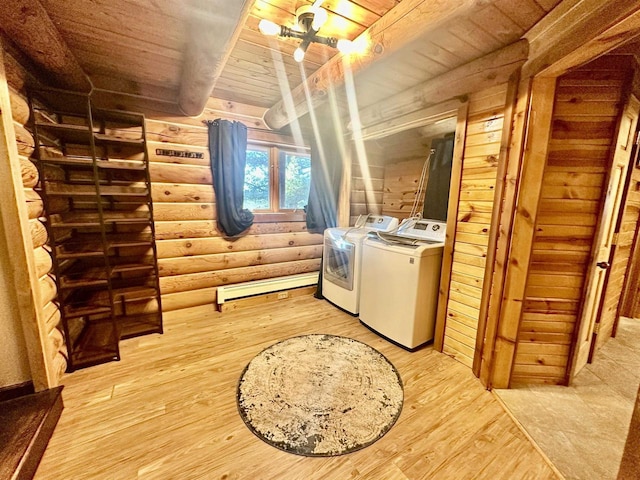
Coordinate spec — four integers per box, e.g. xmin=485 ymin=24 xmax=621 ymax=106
xmin=479 ymin=75 xmax=534 ymax=386
xmin=434 ymin=102 xmax=469 ymax=352
xmin=0 ymin=42 xmax=53 ymax=390
xmin=473 ymin=70 xmax=521 ymax=378
xmin=488 ymin=76 xmax=557 ymax=389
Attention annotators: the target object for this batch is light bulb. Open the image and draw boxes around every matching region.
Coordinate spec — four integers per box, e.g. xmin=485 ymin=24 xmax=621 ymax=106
xmin=259 ymin=19 xmax=280 ymax=36
xmin=336 ymin=39 xmax=353 ymax=54
xmin=293 ymin=47 xmax=306 ymax=63
xmin=311 ymin=7 xmax=328 ymax=30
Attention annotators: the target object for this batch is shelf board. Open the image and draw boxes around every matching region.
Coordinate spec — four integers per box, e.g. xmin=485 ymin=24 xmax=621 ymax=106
xmin=92 ymin=108 xmax=144 ymax=127
xmin=118 ymin=312 xmax=162 ymax=339
xmin=50 ymin=211 xmax=151 ymax=228
xmin=55 ymin=233 xmax=154 ymax=259
xmin=94 ymin=133 xmax=144 ymax=147
xmin=70 ymin=320 xmax=120 ymax=370
xmin=39 ymin=155 xmax=146 ymax=171
xmin=45 ymin=184 xmax=148 ymax=197
xmin=35 ymin=122 xmax=91 ymax=144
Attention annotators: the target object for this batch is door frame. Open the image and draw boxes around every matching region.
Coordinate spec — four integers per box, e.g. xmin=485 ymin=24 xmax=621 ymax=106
xmin=479 ymin=2 xmax=640 ymax=389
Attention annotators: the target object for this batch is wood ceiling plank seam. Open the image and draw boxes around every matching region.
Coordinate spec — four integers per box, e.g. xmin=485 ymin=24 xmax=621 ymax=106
xmin=217 ymin=70 xmax=293 ymax=90
xmin=446 ymin=19 xmax=504 ymax=54
xmin=214 ymin=79 xmax=284 ymax=99
xmin=79 ymin=59 xmax=181 ymax=86
xmin=467 ymin=4 xmax=525 ymax=46
xmin=211 ymin=89 xmax=276 ymax=109
xmin=532 ymin=0 xmax=564 ymax=12
xmin=412 ymin=47 xmax=461 ymax=71
xmin=41 ymin=0 xmax=189 ymax=25
xmin=90 ymin=79 xmax=178 ymax=103
xmin=55 ymin=30 xmax=184 ymax=61
xmin=233 ymin=38 xmax=322 ymax=70
xmin=235 ymin=32 xmax=326 ymax=68
xmin=221 ymin=62 xmax=304 ymax=86
xmin=491 ymin=0 xmax=547 ymax=31
xmin=430 ymin=27 xmax=486 ymax=59
xmin=348 ymin=0 xmax=400 ymax=17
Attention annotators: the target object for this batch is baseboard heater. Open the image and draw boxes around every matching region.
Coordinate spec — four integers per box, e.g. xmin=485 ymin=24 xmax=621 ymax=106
xmin=216 ymin=272 xmax=318 ymax=306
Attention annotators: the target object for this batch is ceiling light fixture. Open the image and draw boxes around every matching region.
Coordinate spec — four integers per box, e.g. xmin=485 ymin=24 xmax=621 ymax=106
xmin=258 ymin=2 xmax=353 ymax=63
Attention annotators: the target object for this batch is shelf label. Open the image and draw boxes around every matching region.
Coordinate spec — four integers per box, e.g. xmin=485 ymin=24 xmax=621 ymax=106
xmin=155 ymin=148 xmax=204 ymax=159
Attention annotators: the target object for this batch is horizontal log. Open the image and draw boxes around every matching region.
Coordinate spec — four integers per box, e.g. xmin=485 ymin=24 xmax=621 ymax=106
xmin=43 ymin=301 xmax=61 ymax=334
xmin=51 ymin=353 xmax=67 ymax=382
xmin=151 ymin=183 xmax=215 ymax=203
xmin=39 ymin=274 xmax=57 ymax=307
xmin=153 ymin=203 xmax=216 ymax=222
xmin=161 ymin=287 xmax=218 ymax=311
xmin=0 ymin=0 xmax=91 ymax=91
xmin=48 ymin=327 xmax=65 ymax=360
xmin=158 ymin=245 xmax=323 ymax=276
xmin=149 ymin=163 xmax=212 ymax=184
xmin=24 ymin=188 xmax=44 ymax=219
xmin=154 ymin=220 xmax=310 ymax=240
xmin=157 ymin=232 xmax=323 ymax=258
xmin=356 ymin=40 xmax=528 ymax=130
xmin=34 ymin=246 xmax=53 ymax=278
xmin=20 ymin=156 xmax=39 ymax=188
xmin=9 ymin=87 xmax=30 ymax=125
xmin=159 ymin=259 xmax=320 ymax=294
xmin=14 ymin=121 xmax=34 ymax=157
xmin=30 ymin=219 xmax=48 ymax=248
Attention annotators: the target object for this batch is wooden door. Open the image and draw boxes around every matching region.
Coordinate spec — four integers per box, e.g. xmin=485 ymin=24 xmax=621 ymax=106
xmin=571 ymin=94 xmax=640 ymax=378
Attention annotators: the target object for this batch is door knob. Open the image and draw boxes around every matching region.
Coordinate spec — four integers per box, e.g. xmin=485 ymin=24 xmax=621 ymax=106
xmin=596 ymin=261 xmax=610 ymax=269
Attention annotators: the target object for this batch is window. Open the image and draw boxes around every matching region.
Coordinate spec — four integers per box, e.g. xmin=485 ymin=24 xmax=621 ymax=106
xmin=244 ymin=145 xmax=311 ymax=213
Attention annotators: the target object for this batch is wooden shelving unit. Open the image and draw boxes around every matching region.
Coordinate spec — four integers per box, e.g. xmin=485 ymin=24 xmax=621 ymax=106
xmin=30 ymin=87 xmax=163 ymax=371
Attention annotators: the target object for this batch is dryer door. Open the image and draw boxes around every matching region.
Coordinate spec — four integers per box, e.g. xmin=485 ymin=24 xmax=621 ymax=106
xmin=323 ymin=237 xmax=355 ymax=291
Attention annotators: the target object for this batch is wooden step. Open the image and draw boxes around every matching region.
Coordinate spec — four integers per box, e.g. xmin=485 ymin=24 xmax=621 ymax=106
xmin=0 ymin=386 xmax=64 ymax=480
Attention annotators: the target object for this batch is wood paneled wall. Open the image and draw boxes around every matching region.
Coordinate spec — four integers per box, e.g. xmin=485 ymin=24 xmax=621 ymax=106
xmin=349 ymin=141 xmax=384 ymax=225
xmin=141 ymin=115 xmax=323 ymax=311
xmin=513 ymin=58 xmax=631 ymax=385
xmin=441 ymin=84 xmax=507 ymax=369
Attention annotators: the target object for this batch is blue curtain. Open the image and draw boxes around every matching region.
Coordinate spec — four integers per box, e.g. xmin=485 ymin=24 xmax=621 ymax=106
xmin=206 ymin=119 xmax=254 ymax=236
xmin=306 ymin=123 xmax=343 ymax=233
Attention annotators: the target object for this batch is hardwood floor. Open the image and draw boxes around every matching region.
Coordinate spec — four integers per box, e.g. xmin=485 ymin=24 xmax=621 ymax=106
xmin=35 ymin=295 xmax=560 ymax=479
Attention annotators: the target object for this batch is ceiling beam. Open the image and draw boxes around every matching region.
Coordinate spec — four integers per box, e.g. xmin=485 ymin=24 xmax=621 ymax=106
xmin=263 ymin=0 xmax=489 ymax=131
xmin=356 ymin=39 xmax=529 ymax=132
xmin=0 ymin=0 xmax=91 ymax=92
xmin=522 ymin=0 xmax=640 ymax=78
xmin=177 ymin=0 xmax=255 ymax=117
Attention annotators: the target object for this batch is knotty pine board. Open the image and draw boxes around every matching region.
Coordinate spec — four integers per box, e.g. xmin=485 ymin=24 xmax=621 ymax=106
xmin=513 ymin=60 xmax=630 ymax=385
xmin=442 ymin=83 xmax=507 ymax=369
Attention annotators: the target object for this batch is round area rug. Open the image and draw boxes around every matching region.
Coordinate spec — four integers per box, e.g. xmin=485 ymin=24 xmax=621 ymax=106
xmin=237 ymin=334 xmax=403 ymax=457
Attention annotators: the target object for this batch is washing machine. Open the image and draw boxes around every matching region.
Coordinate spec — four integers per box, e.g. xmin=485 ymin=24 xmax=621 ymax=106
xmin=322 ymin=215 xmax=398 ymax=314
xmin=359 ymin=219 xmax=446 ymax=349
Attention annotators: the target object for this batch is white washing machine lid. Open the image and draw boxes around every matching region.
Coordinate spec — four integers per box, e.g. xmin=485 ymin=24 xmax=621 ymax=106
xmin=364 ymin=237 xmax=444 ymax=257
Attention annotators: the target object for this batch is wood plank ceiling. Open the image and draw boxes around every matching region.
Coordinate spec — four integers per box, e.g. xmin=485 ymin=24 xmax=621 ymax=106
xmin=1 ymin=0 xmax=565 ymax=126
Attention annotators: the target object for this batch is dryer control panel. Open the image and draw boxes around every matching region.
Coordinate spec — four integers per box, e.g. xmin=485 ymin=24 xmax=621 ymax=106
xmin=397 ymin=219 xmax=447 ymax=242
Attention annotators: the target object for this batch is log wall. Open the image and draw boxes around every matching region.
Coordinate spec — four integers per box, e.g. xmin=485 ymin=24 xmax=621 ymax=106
xmin=350 ymin=142 xmax=384 ymax=225
xmin=141 ymin=112 xmax=323 ymax=311
xmin=512 ymin=58 xmax=631 ymax=385
xmin=4 ymin=50 xmax=67 ymax=384
xmin=441 ymin=84 xmax=507 ymax=368
xmin=381 ymin=158 xmax=426 ymax=220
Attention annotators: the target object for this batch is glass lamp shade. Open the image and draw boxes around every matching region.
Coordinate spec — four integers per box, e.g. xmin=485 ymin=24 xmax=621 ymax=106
xmin=259 ymin=19 xmax=280 ymax=36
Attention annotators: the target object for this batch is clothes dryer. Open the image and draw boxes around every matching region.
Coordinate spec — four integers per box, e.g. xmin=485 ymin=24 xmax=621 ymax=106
xmin=322 ymin=215 xmax=398 ymax=314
